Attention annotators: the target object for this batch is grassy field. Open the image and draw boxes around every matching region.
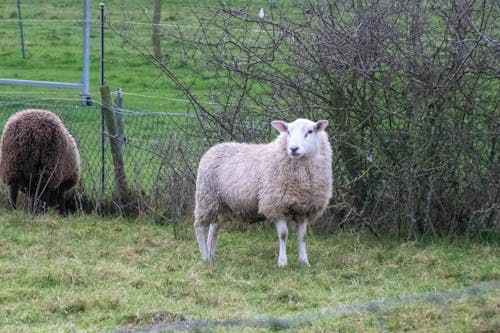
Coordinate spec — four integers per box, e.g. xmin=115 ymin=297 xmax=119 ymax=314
xmin=0 ymin=211 xmax=498 ymax=332
xmin=0 ymin=0 xmax=179 ymax=108
xmin=0 ymin=0 xmax=269 ymax=111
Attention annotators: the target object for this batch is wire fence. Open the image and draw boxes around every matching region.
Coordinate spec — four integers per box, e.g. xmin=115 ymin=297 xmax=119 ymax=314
xmin=114 ymin=280 xmax=500 ymax=332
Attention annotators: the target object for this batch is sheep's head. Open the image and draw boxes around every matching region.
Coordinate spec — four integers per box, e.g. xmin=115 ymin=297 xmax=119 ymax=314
xmin=271 ymin=118 xmax=328 ymax=159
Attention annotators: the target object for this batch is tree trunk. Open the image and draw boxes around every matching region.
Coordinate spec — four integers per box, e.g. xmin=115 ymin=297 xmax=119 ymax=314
xmin=100 ymin=85 xmax=129 ymax=204
xmin=152 ymin=0 xmax=162 ymax=60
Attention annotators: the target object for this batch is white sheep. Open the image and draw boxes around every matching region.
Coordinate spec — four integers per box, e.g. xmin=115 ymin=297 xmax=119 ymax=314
xmin=194 ymin=118 xmax=332 ymax=266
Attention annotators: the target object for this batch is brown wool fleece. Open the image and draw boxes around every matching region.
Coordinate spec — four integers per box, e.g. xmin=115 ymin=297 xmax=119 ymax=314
xmin=0 ymin=109 xmax=81 ymax=198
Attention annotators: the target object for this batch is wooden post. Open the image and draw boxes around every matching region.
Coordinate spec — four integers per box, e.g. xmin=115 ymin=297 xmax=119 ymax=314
xmin=100 ymin=85 xmax=129 ymax=202
xmin=113 ymin=88 xmax=124 ymax=152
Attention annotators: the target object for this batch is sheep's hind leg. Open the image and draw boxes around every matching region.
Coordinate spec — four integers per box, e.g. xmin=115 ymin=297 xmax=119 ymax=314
xmin=39 ymin=188 xmax=50 ymax=214
xmin=276 ymin=219 xmax=289 ymax=267
xmin=58 ymin=181 xmax=74 ymax=216
xmin=194 ymin=220 xmax=210 ymax=262
xmin=297 ymin=220 xmax=310 ymax=266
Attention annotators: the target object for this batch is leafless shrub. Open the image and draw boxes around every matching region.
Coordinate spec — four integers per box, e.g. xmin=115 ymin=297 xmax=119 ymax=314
xmin=118 ymin=0 xmax=499 ymax=238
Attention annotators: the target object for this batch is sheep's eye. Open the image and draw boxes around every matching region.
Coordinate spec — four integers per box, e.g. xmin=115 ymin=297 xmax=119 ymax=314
xmin=305 ymin=129 xmax=313 ymax=137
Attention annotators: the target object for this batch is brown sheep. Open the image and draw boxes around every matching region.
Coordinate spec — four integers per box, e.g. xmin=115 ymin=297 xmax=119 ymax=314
xmin=0 ymin=109 xmax=81 ymax=215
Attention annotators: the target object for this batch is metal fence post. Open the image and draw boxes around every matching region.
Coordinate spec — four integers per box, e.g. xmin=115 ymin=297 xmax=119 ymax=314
xmin=81 ymin=0 xmax=92 ymax=105
xmin=99 ymin=2 xmax=106 ymax=210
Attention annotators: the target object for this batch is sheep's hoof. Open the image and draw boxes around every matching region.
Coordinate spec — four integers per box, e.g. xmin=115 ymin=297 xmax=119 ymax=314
xmin=299 ymin=258 xmax=310 ymax=267
xmin=201 ymin=255 xmax=215 ymax=263
xmin=278 ymin=258 xmax=288 ymax=267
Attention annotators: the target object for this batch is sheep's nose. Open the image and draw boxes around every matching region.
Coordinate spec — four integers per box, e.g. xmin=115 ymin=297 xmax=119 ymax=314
xmin=290 ymin=147 xmax=299 ymax=154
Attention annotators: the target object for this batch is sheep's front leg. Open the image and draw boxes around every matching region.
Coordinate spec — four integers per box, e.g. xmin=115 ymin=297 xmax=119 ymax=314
xmin=194 ymin=220 xmax=209 ymax=261
xmin=297 ymin=220 xmax=310 ymax=266
xmin=58 ymin=189 xmax=67 ymax=216
xmin=8 ymin=182 xmax=18 ymax=210
xmin=276 ymin=219 xmax=288 ymax=267
xmin=207 ymin=218 xmax=223 ymax=261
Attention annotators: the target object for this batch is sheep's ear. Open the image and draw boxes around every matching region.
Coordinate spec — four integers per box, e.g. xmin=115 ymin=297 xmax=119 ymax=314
xmin=315 ymin=120 xmax=328 ymax=131
xmin=271 ymin=120 xmax=288 ymax=133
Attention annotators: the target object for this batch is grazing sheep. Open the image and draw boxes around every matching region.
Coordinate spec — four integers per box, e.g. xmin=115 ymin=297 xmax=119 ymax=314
xmin=194 ymin=118 xmax=332 ymax=266
xmin=0 ymin=109 xmax=81 ymax=216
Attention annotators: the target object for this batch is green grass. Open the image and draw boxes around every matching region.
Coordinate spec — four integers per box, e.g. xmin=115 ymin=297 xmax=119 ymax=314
xmin=0 ymin=1 xmax=179 ymax=109
xmin=0 ymin=211 xmax=498 ymax=332
xmin=0 ymin=0 xmax=270 ymax=111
